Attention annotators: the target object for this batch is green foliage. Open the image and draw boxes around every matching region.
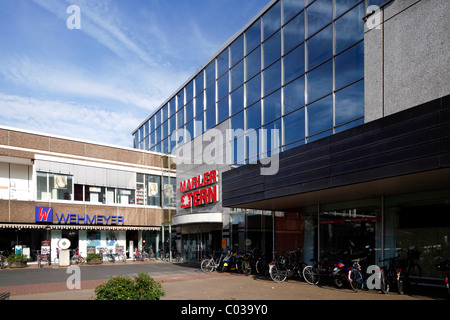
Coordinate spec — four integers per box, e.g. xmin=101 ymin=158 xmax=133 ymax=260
xmin=7 ymin=253 xmax=27 ymax=263
xmin=86 ymin=253 xmax=102 ymax=261
xmin=94 ymin=272 xmax=165 ymax=300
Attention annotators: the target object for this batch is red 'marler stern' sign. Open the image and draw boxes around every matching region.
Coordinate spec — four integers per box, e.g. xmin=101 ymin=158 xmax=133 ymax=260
xmin=180 ymin=170 xmax=219 ymax=209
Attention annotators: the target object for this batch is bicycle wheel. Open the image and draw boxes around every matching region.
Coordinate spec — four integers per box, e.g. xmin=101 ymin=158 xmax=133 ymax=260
xmin=380 ymin=269 xmax=390 ymax=294
xmin=303 ymin=266 xmax=320 ymax=285
xmin=269 ymin=262 xmax=287 ymax=283
xmin=242 ymin=260 xmax=252 ymax=276
xmin=201 ymin=258 xmax=214 ymax=273
xmin=397 ymin=270 xmax=405 ymax=295
xmin=256 ymin=259 xmax=269 ymax=276
xmin=349 ymin=269 xmax=364 ymax=292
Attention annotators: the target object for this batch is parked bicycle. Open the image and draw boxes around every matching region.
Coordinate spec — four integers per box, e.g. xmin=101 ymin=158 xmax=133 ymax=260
xmin=115 ymin=249 xmax=127 ymax=263
xmin=200 ymin=249 xmax=226 ymax=273
xmin=269 ymin=248 xmax=305 ymax=283
xmin=240 ymin=248 xmax=257 ymax=276
xmin=99 ymin=247 xmax=115 ymax=263
xmin=435 ymin=256 xmax=450 ymax=295
xmin=396 ymin=247 xmax=422 ymax=294
xmin=348 ymin=248 xmax=375 ymax=292
xmin=71 ymin=248 xmax=85 ymax=265
xmin=303 ymin=252 xmax=334 ymax=285
xmin=0 ymin=250 xmax=8 ymax=269
xmin=255 ymin=253 xmax=270 ymax=277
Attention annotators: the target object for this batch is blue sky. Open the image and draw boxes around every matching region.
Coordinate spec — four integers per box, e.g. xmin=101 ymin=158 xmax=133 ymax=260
xmin=0 ymin=0 xmax=267 ymax=148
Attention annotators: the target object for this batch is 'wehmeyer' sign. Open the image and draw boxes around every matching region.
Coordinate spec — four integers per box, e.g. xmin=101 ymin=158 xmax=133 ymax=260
xmin=180 ymin=170 xmax=219 ymax=209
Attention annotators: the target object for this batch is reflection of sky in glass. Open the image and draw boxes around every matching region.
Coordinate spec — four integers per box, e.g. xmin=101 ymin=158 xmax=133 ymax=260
xmin=283 ymin=12 xmax=304 ymax=54
xmin=335 ymin=41 xmax=364 ymax=90
xmin=217 ymin=72 xmax=229 ymax=101
xmin=230 ymin=35 xmax=244 ymax=67
xmin=307 ymin=94 xmax=333 ymax=136
xmin=284 ymin=75 xmax=305 ymax=114
xmin=307 ymin=25 xmax=332 ymax=70
xmin=335 ymin=2 xmax=364 ymax=53
xmin=246 ymin=73 xmax=261 ymax=106
xmin=246 ymin=101 xmax=261 ymax=130
xmin=263 ymin=60 xmax=281 ymax=96
xmin=231 ymin=85 xmax=244 ymax=115
xmin=283 ymin=0 xmax=305 ymax=24
xmin=335 ymin=80 xmax=364 ymax=125
xmin=263 ymin=89 xmax=281 ymax=124
xmin=335 ymin=0 xmax=360 ymax=17
xmin=307 ymin=59 xmax=332 ymax=103
xmin=217 ymin=49 xmax=229 ymax=78
xmin=306 ymin=0 xmax=332 ymax=37
xmin=206 ymin=105 xmax=216 ymax=130
xmin=263 ymin=1 xmax=281 ymax=40
xmin=217 ymin=96 xmax=229 ymax=124
xmin=284 ymin=107 xmax=305 ymax=145
xmin=246 ymin=46 xmax=261 ymax=80
xmin=246 ymin=19 xmax=261 ymax=54
xmin=284 ymin=44 xmax=305 ymax=84
xmin=263 ymin=30 xmax=281 ymax=68
xmin=231 ymin=60 xmax=244 ymax=91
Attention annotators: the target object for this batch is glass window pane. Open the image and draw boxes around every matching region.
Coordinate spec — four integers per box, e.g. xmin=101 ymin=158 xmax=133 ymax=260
xmin=284 ymin=75 xmax=305 ymax=114
xmin=263 ymin=59 xmax=281 ymax=96
xmin=194 ymin=113 xmax=204 ymax=137
xmin=246 ymin=73 xmax=261 ymax=106
xmin=195 ymin=91 xmax=204 ymax=117
xmin=307 ymin=59 xmax=332 ymax=103
xmin=217 ymin=49 xmax=229 ymax=77
xmin=232 ymin=136 xmax=246 ymax=165
xmin=283 ymin=0 xmax=305 ymax=24
xmin=50 ymin=173 xmax=73 ymax=201
xmin=307 ymin=24 xmax=332 ymax=70
xmin=185 ymin=81 xmax=193 ymax=103
xmin=217 ymin=96 xmax=229 ymax=123
xmin=283 ymin=12 xmax=304 ymax=54
xmin=335 ymin=41 xmax=364 ymax=90
xmin=169 ymin=97 xmax=176 ymax=115
xmin=185 ymin=100 xmax=194 ymax=123
xmin=262 ymin=118 xmax=282 ymax=155
xmin=206 ymin=105 xmax=216 ymax=130
xmin=146 ymin=175 xmax=161 ymax=206
xmin=306 ymin=0 xmax=332 ymax=37
xmin=335 ymin=0 xmax=360 ymax=18
xmin=231 ymin=110 xmax=245 ymax=133
xmin=231 ymin=85 xmax=244 ymax=115
xmin=230 ymin=35 xmax=244 ymax=67
xmin=284 ymin=43 xmax=305 ymax=84
xmin=246 ymin=101 xmax=261 ymax=130
xmin=335 ymin=79 xmax=364 ymax=125
xmin=284 ymin=107 xmax=305 ymax=145
xmin=263 ymin=1 xmax=281 ymax=40
xmin=263 ymin=30 xmax=281 ymax=68
xmin=335 ymin=2 xmax=364 ymax=53
xmin=246 ymin=46 xmax=261 ymax=81
xmin=263 ymin=88 xmax=281 ymax=124
xmin=246 ymin=19 xmax=261 ymax=54
xmin=177 ymin=108 xmax=184 ymax=129
xmin=307 ymin=94 xmax=333 ymax=136
xmin=155 ymin=110 xmax=161 ymax=127
xmin=206 ymin=83 xmax=216 ymax=108
xmin=217 ymin=72 xmax=229 ymax=100
xmin=169 ymin=115 xmax=176 ymax=138
xmin=195 ymin=72 xmax=204 ymax=96
xmin=205 ymin=62 xmax=215 ymax=86
xmin=37 ymin=172 xmax=48 ymax=200
xmin=231 ymin=59 xmax=244 ymax=91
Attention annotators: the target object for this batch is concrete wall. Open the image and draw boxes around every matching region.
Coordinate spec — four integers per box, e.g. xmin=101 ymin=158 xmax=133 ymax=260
xmin=364 ymin=0 xmax=450 ymax=123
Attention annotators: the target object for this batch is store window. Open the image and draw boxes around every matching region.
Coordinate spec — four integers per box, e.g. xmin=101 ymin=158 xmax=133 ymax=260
xmin=37 ymin=172 xmax=73 ymax=201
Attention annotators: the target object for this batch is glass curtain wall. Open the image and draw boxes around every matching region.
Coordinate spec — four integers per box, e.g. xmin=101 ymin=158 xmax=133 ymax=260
xmin=134 ymin=0 xmax=367 ymax=163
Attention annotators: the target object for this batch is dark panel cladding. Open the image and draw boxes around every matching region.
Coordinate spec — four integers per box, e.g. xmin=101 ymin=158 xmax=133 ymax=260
xmin=222 ymin=95 xmax=450 ymax=208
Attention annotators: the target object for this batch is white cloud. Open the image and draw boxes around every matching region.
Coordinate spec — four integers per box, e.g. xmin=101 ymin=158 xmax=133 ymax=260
xmin=0 ymin=93 xmax=139 ymax=147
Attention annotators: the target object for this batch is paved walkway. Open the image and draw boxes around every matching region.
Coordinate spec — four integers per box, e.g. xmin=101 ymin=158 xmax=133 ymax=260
xmin=2 ymin=261 xmax=445 ymax=301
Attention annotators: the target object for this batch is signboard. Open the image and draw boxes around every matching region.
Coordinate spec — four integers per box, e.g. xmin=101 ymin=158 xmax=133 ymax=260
xmin=34 ymin=206 xmax=125 ymax=226
xmin=180 ymin=170 xmax=219 ymax=209
xmin=41 ymin=240 xmax=50 ymax=261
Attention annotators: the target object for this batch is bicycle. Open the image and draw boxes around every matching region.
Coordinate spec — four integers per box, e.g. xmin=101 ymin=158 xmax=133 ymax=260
xmin=99 ymin=247 xmax=115 ymax=263
xmin=396 ymin=248 xmax=422 ymax=295
xmin=303 ymin=252 xmax=334 ymax=286
xmin=115 ymin=249 xmax=127 ymax=263
xmin=379 ymin=255 xmax=401 ymax=294
xmin=0 ymin=250 xmax=8 ymax=269
xmin=435 ymin=256 xmax=450 ymax=295
xmin=240 ymin=248 xmax=257 ymax=276
xmin=71 ymin=248 xmax=85 ymax=265
xmin=348 ymin=252 xmax=373 ymax=292
xmin=269 ymin=248 xmax=305 ymax=283
xmin=200 ymin=250 xmax=226 ymax=273
xmin=255 ymin=253 xmax=269 ymax=277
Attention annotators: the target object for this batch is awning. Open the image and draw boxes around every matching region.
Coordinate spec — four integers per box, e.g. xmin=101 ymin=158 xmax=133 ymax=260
xmin=0 ymin=223 xmax=160 ymax=231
